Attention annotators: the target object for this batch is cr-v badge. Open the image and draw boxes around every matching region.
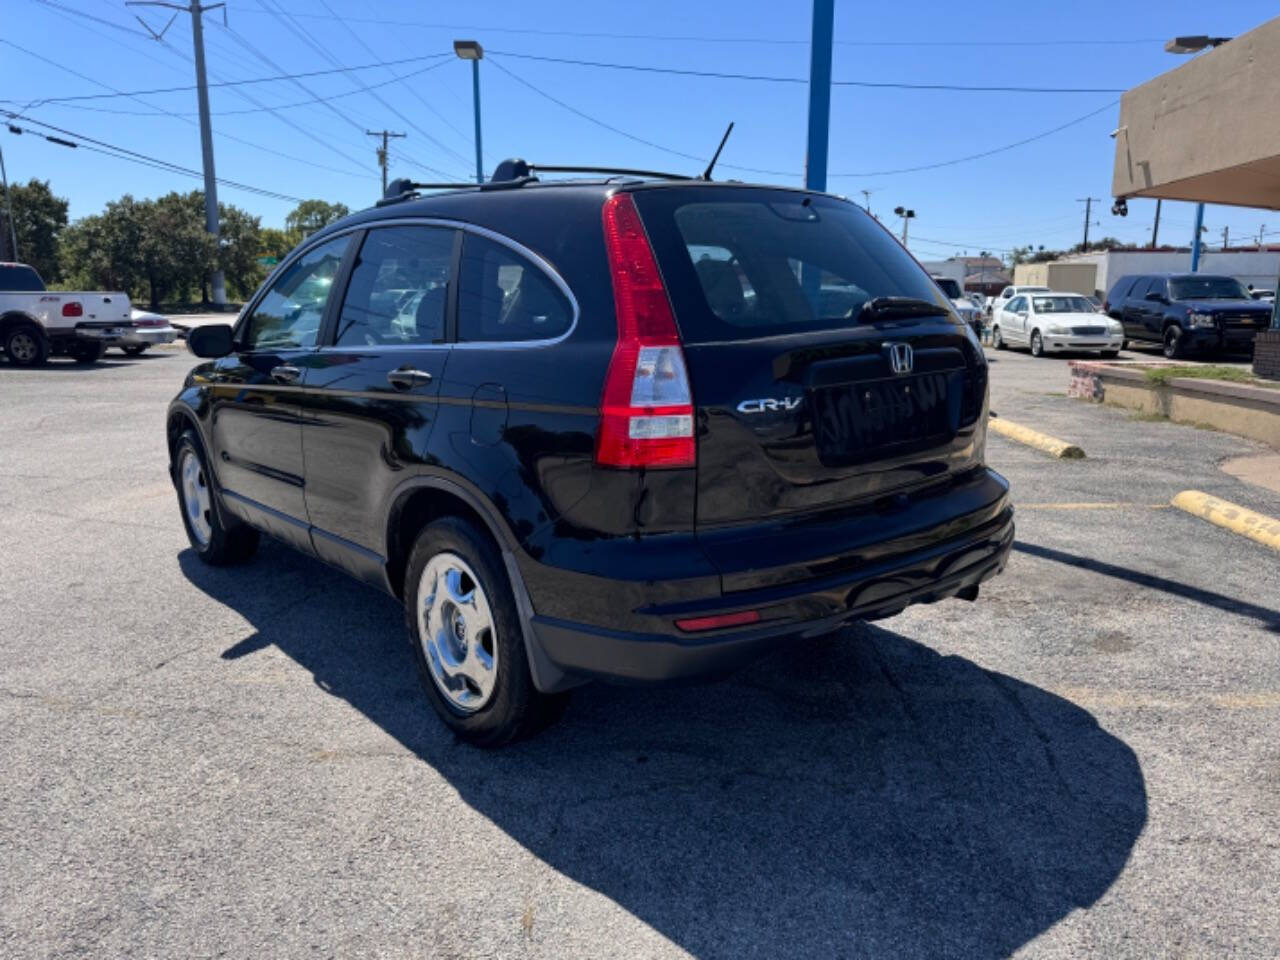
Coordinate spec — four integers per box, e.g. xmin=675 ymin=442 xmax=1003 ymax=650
xmin=737 ymin=397 xmax=802 ymax=414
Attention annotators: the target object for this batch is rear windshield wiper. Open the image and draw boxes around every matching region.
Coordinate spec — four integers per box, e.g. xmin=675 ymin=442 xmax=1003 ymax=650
xmin=857 ymin=297 xmax=952 ymax=321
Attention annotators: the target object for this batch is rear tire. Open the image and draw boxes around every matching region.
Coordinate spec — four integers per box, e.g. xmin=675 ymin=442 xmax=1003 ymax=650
xmin=404 ymin=516 xmax=566 ymax=747
xmin=992 ymin=325 xmax=1006 ymax=350
xmin=1030 ymin=329 xmax=1045 ymax=357
xmin=4 ymin=323 xmax=48 ymax=367
xmin=122 ymin=344 xmax=149 ymax=356
xmin=1163 ymin=326 xmax=1184 ymax=360
xmin=69 ymin=341 xmax=106 ymax=364
xmin=175 ymin=430 xmax=259 ymax=565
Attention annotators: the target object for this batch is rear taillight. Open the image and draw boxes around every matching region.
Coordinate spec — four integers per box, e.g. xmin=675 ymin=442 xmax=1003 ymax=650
xmin=596 ymin=193 xmax=695 ymax=469
xmin=61 ymin=302 xmax=83 ymax=317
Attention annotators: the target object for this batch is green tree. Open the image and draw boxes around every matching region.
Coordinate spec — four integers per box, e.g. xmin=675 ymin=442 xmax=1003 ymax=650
xmin=59 ymin=195 xmax=147 ymax=296
xmin=4 ymin=179 xmax=69 ymax=283
xmin=285 ymin=199 xmax=349 ymax=239
xmin=259 ymin=226 xmax=295 ymax=261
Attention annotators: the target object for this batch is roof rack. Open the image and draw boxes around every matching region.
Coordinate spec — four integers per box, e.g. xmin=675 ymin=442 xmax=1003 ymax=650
xmin=376 ymin=157 xmax=699 ymax=206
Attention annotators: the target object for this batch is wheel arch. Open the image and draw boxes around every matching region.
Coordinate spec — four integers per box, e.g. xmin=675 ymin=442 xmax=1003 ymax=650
xmin=1 ymin=311 xmax=44 ymax=336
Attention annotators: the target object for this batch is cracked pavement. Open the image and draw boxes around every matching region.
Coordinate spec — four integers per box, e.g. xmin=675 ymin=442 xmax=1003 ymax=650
xmin=1 ymin=346 xmax=1278 ymax=958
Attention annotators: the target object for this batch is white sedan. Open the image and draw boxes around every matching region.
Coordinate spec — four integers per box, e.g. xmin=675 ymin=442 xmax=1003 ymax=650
xmin=991 ymin=292 xmax=1124 ymax=357
xmin=117 ymin=308 xmax=180 ymax=355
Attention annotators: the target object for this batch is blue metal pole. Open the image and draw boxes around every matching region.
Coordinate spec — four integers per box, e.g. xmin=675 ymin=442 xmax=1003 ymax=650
xmin=804 ymin=0 xmax=834 ymax=192
xmin=472 ymin=59 xmax=484 ymax=184
xmin=1190 ymin=202 xmax=1204 ymax=272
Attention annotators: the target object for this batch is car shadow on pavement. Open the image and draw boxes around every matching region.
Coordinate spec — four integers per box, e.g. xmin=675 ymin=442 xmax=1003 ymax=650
xmin=183 ymin=542 xmax=1147 ymax=959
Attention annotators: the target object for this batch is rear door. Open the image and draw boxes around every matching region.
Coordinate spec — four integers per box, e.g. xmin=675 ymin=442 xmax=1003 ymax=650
xmin=633 ymin=187 xmax=988 ymax=542
xmin=299 ymin=223 xmax=455 ymax=583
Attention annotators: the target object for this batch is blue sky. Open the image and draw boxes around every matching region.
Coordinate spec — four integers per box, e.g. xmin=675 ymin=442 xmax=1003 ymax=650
xmin=2 ymin=0 xmax=1277 ymax=262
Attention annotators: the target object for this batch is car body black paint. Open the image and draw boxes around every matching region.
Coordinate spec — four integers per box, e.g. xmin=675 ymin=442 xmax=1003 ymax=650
xmin=169 ymin=178 xmax=1012 ymax=690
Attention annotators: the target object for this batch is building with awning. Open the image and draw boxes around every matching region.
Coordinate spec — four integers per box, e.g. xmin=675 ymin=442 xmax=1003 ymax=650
xmin=1111 ymin=14 xmax=1280 ymax=376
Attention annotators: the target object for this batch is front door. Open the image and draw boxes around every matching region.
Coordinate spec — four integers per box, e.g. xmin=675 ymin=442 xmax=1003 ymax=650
xmin=300 ymin=224 xmax=456 ymax=583
xmin=209 ymin=234 xmax=352 ymax=552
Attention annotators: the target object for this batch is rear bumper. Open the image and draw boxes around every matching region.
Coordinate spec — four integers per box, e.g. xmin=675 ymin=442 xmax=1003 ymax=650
xmin=119 ymin=326 xmax=179 ymax=346
xmin=526 ymin=481 xmax=1014 ymax=684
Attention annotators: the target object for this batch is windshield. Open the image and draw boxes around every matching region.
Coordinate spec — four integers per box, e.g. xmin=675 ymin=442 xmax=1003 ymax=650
xmin=934 ymin=278 xmax=963 ymax=298
xmin=0 ymin=264 xmax=46 ymax=292
xmin=1032 ymin=295 xmax=1094 ymax=314
xmin=635 ymin=188 xmax=949 ymax=341
xmin=1169 ymin=276 xmax=1250 ymax=301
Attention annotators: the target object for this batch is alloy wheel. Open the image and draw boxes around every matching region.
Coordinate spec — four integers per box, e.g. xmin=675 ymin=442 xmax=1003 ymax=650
xmin=417 ymin=552 xmax=498 ymax=713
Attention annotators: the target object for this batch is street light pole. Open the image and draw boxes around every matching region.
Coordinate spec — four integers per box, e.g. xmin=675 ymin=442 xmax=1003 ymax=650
xmin=129 ymin=0 xmax=226 ymax=307
xmin=1191 ymin=202 xmax=1205 ymax=272
xmin=804 ymin=0 xmax=834 ymax=192
xmin=453 ymin=41 xmax=484 ymax=184
xmin=893 ymin=206 xmax=916 ymax=245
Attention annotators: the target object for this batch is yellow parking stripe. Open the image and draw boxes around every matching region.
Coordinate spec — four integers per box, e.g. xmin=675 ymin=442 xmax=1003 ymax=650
xmin=988 ymin=416 xmax=1085 ymax=459
xmin=1171 ymin=490 xmax=1280 ymax=553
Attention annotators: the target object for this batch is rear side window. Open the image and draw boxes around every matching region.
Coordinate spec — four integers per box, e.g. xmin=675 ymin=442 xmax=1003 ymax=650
xmin=457 ymin=234 xmax=573 ymax=343
xmin=634 ymin=188 xmax=946 ymax=342
xmin=335 ymin=225 xmax=454 ymax=346
xmin=1108 ymin=276 xmax=1139 ymax=302
xmin=0 ymin=264 xmax=46 ymax=292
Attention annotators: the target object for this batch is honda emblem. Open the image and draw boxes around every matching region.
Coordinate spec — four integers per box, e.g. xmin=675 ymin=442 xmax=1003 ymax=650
xmin=885 ymin=342 xmax=913 ymax=375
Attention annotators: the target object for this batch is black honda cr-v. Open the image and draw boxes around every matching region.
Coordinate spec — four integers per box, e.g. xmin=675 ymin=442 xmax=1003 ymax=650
xmin=168 ymin=162 xmax=1013 ymax=745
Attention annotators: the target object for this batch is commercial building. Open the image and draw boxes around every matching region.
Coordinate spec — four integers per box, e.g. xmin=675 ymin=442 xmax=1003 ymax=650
xmin=918 ymin=256 xmax=1009 ymax=296
xmin=1014 ymin=249 xmax=1280 ymax=298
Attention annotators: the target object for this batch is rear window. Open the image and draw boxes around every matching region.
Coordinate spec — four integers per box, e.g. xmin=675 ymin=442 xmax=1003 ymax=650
xmin=633 ymin=188 xmax=948 ymax=342
xmin=0 ymin=264 xmax=46 ymax=292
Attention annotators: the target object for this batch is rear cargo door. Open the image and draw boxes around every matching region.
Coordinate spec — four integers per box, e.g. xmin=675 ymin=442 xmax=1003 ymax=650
xmin=632 ymin=187 xmax=988 ymax=534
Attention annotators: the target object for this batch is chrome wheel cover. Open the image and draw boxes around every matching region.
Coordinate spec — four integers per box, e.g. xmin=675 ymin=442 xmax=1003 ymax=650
xmin=417 ymin=552 xmax=498 ymax=713
xmin=179 ymin=449 xmax=213 ymax=547
xmin=9 ymin=332 xmax=37 ymax=362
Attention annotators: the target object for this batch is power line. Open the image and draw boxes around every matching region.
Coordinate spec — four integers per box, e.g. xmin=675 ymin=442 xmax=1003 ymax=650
xmin=487 ymin=49 xmax=1129 ymax=94
xmin=225 ymin=10 xmax=1161 ymax=48
xmin=5 ymin=114 xmax=303 ymax=201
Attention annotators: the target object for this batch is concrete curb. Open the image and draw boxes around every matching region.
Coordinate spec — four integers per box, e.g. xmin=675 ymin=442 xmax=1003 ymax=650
xmin=988 ymin=416 xmax=1085 ymax=459
xmin=1171 ymin=490 xmax=1280 ymax=553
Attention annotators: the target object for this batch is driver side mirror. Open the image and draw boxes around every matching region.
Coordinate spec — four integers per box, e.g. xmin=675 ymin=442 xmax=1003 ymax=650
xmin=1144 ymin=291 xmax=1167 ymax=304
xmin=187 ymin=323 xmax=235 ymax=358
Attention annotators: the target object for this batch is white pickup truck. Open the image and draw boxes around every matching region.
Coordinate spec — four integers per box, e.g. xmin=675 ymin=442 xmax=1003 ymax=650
xmin=0 ymin=262 xmax=132 ymax=366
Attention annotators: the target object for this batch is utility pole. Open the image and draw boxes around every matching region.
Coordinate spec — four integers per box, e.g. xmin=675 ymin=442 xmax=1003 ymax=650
xmin=1221 ymin=225 xmax=1229 ymax=250
xmin=0 ymin=141 xmax=17 ymax=262
xmin=860 ymin=189 xmax=874 ymax=216
xmin=366 ymin=130 xmax=406 ymax=195
xmin=128 ymin=0 xmax=226 ymax=307
xmin=1077 ymin=197 xmax=1099 ymax=250
xmin=1151 ymin=198 xmax=1162 ymax=248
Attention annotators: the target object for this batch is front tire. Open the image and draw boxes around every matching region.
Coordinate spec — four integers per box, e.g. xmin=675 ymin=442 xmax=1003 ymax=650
xmin=122 ymin=344 xmax=149 ymax=356
xmin=1030 ymin=329 xmax=1045 ymax=357
xmin=1163 ymin=326 xmax=1185 ymax=359
xmin=175 ymin=430 xmax=259 ymax=565
xmin=4 ymin=324 xmax=48 ymax=367
xmin=992 ymin=325 xmax=1006 ymax=350
xmin=405 ymin=516 xmax=565 ymax=747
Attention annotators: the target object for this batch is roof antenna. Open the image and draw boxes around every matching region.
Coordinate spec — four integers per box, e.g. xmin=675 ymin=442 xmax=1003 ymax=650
xmin=701 ymin=122 xmax=734 ymax=181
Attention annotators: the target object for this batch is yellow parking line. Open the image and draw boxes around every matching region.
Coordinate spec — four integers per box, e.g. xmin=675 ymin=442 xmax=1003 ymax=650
xmin=988 ymin=416 xmax=1085 ymax=459
xmin=1019 ymin=502 xmax=1169 ymax=510
xmin=1171 ymin=490 xmax=1280 ymax=553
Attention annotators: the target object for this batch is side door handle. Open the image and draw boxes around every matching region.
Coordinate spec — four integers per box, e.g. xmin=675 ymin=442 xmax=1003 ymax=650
xmin=270 ymin=364 xmax=301 ymax=384
xmin=386 ymin=367 xmax=433 ymax=390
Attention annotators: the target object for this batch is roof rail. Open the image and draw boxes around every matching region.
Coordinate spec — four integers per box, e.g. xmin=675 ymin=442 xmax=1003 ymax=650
xmin=376 ymin=173 xmax=535 ymax=206
xmin=527 ymin=163 xmax=690 ymax=181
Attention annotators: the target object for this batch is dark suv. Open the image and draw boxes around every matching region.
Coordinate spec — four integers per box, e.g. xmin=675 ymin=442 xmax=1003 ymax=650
xmin=168 ymin=164 xmax=1013 ymax=745
xmin=1105 ymin=272 xmax=1273 ymax=358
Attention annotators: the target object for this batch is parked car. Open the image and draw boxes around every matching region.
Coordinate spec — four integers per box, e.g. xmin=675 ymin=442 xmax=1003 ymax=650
xmin=1105 ymin=273 xmax=1272 ymax=358
xmin=169 ymin=164 xmax=1013 ymax=746
xmin=1248 ymin=286 xmax=1275 ymax=303
xmin=1084 ymin=294 xmax=1105 ymax=313
xmin=992 ymin=291 xmax=1124 ymax=357
xmin=931 ymin=275 xmax=982 ymax=336
xmin=0 ymin=262 xmax=131 ymax=365
xmin=117 ymin=308 xmax=179 ymax=355
xmin=988 ymin=284 xmax=1050 ymax=319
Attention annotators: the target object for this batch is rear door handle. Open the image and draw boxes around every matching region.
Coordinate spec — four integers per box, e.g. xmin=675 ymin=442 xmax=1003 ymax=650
xmin=386 ymin=367 xmax=433 ymax=389
xmin=270 ymin=365 xmax=301 ymax=384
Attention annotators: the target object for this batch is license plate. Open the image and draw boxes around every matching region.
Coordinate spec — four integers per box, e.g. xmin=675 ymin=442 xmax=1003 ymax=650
xmin=811 ymin=371 xmax=960 ymax=466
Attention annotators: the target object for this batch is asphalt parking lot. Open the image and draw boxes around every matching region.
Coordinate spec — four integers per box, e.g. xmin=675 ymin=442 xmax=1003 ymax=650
xmin=2 ymin=345 xmax=1279 ymax=958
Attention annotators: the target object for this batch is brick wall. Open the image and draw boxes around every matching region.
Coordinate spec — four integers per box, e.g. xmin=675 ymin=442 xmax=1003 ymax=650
xmin=1255 ymin=329 xmax=1280 ymax=381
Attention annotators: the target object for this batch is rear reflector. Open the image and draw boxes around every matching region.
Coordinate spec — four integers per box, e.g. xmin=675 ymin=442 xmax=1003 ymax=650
xmin=597 ymin=192 xmax=695 ymax=469
xmin=676 ymin=610 xmax=762 ymax=633
xmin=61 ymin=302 xmax=83 ymax=317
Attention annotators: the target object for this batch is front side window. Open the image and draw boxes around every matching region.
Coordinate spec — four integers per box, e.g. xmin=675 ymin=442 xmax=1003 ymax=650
xmin=1170 ymin=275 xmax=1249 ymax=301
xmin=242 ymin=235 xmax=349 ymax=350
xmin=335 ymin=225 xmax=455 ymax=347
xmin=1007 ymin=296 xmax=1027 ymax=313
xmin=457 ymin=234 xmax=573 ymax=342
